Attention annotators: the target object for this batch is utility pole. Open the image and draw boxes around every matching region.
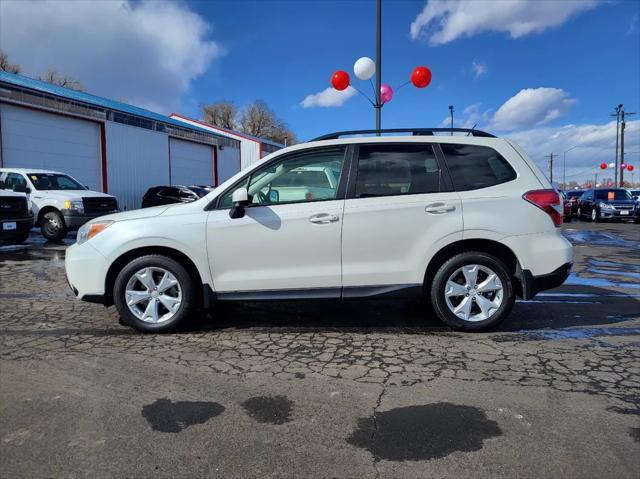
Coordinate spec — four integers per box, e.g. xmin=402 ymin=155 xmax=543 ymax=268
xmin=375 ymin=0 xmax=381 ymax=134
xmin=619 ymin=107 xmax=636 ymax=186
xmin=611 ymin=104 xmax=623 ymax=186
xmin=449 ymin=105 xmax=454 ymax=135
xmin=545 ymin=153 xmax=555 ymax=184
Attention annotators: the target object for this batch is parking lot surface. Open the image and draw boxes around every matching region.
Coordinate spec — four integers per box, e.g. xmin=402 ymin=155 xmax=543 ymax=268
xmin=1 ymin=222 xmax=639 ymax=478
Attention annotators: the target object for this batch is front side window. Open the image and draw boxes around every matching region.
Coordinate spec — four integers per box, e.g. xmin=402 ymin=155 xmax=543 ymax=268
xmin=355 ymin=144 xmax=441 ymax=198
xmin=28 ymin=173 xmax=85 ymax=191
xmin=441 ymin=144 xmax=516 ymax=191
xmin=219 ymin=147 xmax=345 ymax=208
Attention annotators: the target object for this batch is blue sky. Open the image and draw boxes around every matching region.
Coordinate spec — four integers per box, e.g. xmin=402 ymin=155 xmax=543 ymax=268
xmin=1 ymin=0 xmax=639 ymax=184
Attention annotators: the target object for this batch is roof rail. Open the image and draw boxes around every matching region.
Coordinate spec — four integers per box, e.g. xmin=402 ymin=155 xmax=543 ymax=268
xmin=310 ymin=128 xmax=496 ymax=142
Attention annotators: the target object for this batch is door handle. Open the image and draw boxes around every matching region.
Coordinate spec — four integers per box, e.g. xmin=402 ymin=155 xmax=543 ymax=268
xmin=309 ymin=213 xmax=339 ymax=224
xmin=425 ymin=203 xmax=456 ymax=214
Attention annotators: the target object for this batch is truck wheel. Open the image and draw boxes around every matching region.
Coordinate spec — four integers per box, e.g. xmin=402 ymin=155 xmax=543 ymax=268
xmin=430 ymin=252 xmax=515 ymax=332
xmin=41 ymin=211 xmax=67 ymax=242
xmin=113 ymin=254 xmax=197 ymax=333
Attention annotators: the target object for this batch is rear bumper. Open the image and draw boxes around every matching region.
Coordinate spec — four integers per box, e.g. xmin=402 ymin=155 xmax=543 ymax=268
xmin=520 ymin=262 xmax=572 ymax=300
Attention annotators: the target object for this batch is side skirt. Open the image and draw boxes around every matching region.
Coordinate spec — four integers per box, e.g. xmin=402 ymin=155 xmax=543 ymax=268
xmin=212 ymin=284 xmax=424 ymax=302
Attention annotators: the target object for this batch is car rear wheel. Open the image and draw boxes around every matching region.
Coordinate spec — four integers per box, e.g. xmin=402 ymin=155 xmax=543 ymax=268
xmin=113 ymin=255 xmax=197 ymax=333
xmin=430 ymin=252 xmax=515 ymax=332
xmin=40 ymin=210 xmax=67 ymax=242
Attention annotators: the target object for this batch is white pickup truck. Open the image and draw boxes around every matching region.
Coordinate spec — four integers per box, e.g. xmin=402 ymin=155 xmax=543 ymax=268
xmin=0 ymin=168 xmax=118 ymax=242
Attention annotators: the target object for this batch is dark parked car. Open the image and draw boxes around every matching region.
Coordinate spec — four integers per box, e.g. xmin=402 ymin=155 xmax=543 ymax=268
xmin=141 ymin=185 xmax=210 ymax=208
xmin=576 ymin=188 xmax=637 ymax=222
xmin=0 ymin=190 xmax=33 ymax=245
xmin=563 ymin=189 xmax=584 ymax=218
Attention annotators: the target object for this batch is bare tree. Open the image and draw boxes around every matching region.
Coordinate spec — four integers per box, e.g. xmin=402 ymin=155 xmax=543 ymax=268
xmin=37 ymin=70 xmax=85 ymax=91
xmin=202 ymin=101 xmax=238 ymax=130
xmin=0 ymin=50 xmax=21 ymax=74
xmin=239 ymin=100 xmax=297 ymax=145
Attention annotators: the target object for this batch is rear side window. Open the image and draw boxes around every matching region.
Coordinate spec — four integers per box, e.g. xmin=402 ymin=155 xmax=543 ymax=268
xmin=441 ymin=144 xmax=516 ymax=191
xmin=355 ymin=144 xmax=442 ymax=198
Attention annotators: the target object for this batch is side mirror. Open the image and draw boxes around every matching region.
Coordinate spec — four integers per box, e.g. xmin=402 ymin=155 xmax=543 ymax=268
xmin=229 ymin=187 xmax=249 ymax=219
xmin=269 ymin=189 xmax=279 ymax=203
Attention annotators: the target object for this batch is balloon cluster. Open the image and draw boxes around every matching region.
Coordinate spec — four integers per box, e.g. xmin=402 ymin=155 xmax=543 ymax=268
xmin=331 ymin=57 xmax=432 ymax=105
xmin=599 ymin=162 xmax=634 ymax=171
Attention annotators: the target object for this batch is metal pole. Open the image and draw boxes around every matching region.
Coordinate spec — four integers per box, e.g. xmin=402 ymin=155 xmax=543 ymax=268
xmin=563 ymin=151 xmax=566 ymax=189
xmin=375 ymin=0 xmax=381 ymax=134
xmin=620 ymin=114 xmax=625 ymax=187
xmin=449 ymin=105 xmax=454 ymax=135
xmin=614 ymin=104 xmax=622 ymax=186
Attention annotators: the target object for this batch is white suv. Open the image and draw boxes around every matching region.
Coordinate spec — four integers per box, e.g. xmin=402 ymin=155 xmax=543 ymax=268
xmin=65 ymin=128 xmax=573 ymax=333
xmin=0 ymin=169 xmax=119 ymax=241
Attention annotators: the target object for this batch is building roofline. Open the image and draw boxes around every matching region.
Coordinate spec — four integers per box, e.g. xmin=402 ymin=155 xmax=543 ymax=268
xmin=169 ymin=113 xmax=285 ymax=148
xmin=0 ymin=71 xmax=224 ymax=139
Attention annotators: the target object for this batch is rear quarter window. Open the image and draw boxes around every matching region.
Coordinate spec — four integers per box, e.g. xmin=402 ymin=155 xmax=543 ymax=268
xmin=441 ymin=144 xmax=516 ymax=191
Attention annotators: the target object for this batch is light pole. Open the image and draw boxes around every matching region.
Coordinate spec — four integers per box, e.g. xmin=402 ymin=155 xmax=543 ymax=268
xmin=375 ymin=0 xmax=381 ymax=133
xmin=448 ymin=105 xmax=454 ymax=135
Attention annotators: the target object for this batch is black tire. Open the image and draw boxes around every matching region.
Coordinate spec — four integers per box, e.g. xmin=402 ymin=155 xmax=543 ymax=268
xmin=113 ymin=254 xmax=198 ymax=333
xmin=430 ymin=252 xmax=515 ymax=332
xmin=577 ymin=207 xmax=582 ymax=219
xmin=591 ymin=208 xmax=600 ymax=223
xmin=40 ymin=210 xmax=67 ymax=242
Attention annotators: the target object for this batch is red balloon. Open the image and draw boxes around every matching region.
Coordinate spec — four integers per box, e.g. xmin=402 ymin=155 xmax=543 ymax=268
xmin=411 ymin=66 xmax=432 ymax=88
xmin=628 ymin=164 xmax=635 ymax=172
xmin=600 ymin=163 xmax=607 ymax=170
xmin=331 ymin=70 xmax=350 ymax=91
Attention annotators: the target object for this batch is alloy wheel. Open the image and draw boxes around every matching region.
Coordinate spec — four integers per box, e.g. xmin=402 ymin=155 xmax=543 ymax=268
xmin=125 ymin=267 xmax=182 ymax=323
xmin=444 ymin=264 xmax=504 ymax=322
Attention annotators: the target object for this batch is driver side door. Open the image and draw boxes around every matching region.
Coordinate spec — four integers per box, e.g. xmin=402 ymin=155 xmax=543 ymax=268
xmin=206 ymin=146 xmax=348 ymax=296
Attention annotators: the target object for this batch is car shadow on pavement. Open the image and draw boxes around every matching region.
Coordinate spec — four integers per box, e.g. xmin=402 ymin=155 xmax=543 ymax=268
xmin=176 ymin=284 xmax=639 ymax=335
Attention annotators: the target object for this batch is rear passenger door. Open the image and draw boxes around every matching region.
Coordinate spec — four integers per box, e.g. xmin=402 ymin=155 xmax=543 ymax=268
xmin=341 ymin=142 xmax=463 ymax=291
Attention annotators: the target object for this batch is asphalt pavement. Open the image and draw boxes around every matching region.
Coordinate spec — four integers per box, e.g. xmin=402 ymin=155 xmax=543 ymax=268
xmin=1 ymin=221 xmax=639 ymax=478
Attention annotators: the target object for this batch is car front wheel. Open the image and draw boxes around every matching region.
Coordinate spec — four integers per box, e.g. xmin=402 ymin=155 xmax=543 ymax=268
xmin=113 ymin=254 xmax=197 ymax=333
xmin=430 ymin=252 xmax=515 ymax=332
xmin=591 ymin=208 xmax=599 ymax=222
xmin=41 ymin=210 xmax=67 ymax=242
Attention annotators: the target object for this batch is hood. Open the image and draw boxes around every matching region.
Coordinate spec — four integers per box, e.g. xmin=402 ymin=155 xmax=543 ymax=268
xmin=94 ymin=205 xmax=170 ymax=223
xmin=0 ymin=190 xmax=26 ymax=199
xmin=36 ymin=190 xmax=115 ymax=200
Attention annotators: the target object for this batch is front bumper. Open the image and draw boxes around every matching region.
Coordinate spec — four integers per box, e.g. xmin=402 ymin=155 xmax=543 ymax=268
xmin=520 ymin=262 xmax=572 ymax=300
xmin=65 ymin=241 xmax=109 ymax=303
xmin=62 ymin=210 xmax=118 ymax=230
xmin=0 ymin=216 xmax=34 ymax=241
xmin=598 ymin=208 xmax=636 ymax=220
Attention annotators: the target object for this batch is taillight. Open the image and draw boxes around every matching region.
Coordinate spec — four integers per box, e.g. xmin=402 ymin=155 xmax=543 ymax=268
xmin=523 ymin=189 xmax=563 ymax=227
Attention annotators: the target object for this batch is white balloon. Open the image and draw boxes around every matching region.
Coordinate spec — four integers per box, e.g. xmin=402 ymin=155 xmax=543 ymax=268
xmin=354 ymin=57 xmax=375 ymax=81
xmin=608 ymin=162 xmax=615 ymax=168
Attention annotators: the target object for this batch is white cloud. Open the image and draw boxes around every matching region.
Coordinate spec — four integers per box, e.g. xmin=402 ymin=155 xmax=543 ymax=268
xmin=490 ymin=88 xmax=576 ymax=131
xmin=0 ymin=0 xmax=223 ymax=113
xmin=300 ymin=86 xmax=357 ymax=108
xmin=507 ymin=120 xmax=640 ymax=184
xmin=410 ymin=0 xmax=598 ymax=45
xmin=472 ymin=60 xmax=487 ymax=79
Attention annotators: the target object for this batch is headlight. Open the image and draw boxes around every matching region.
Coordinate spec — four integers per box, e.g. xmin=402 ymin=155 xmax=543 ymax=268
xmin=64 ymin=199 xmax=84 ymax=213
xmin=77 ymin=221 xmax=113 ymax=245
xmin=599 ymin=202 xmax=613 ymax=209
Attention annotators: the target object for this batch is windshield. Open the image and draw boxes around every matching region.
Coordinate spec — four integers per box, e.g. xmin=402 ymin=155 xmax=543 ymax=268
xmin=594 ymin=189 xmax=632 ymax=201
xmin=28 ymin=173 xmax=85 ymax=191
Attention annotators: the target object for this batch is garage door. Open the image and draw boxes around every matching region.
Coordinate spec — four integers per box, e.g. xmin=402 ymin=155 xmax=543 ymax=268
xmin=169 ymin=138 xmax=214 ymax=187
xmin=0 ymin=103 xmax=102 ymax=191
